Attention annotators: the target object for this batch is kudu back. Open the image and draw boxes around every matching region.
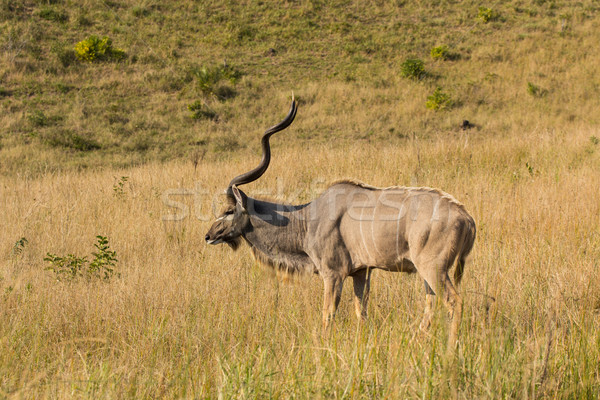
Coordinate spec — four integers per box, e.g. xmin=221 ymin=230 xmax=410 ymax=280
xmin=205 ymin=97 xmax=476 ymax=346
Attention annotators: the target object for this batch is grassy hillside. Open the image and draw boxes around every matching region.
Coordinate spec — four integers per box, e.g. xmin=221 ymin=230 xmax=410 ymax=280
xmin=2 ymin=0 xmax=600 ymax=398
xmin=1 ymin=0 xmax=600 ymax=174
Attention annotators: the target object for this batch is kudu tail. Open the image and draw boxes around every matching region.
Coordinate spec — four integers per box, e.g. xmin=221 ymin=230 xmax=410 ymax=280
xmin=454 ymin=218 xmax=476 ymax=287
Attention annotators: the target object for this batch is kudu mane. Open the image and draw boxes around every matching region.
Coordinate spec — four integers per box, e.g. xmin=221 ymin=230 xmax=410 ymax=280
xmin=332 ymin=179 xmax=469 ymax=211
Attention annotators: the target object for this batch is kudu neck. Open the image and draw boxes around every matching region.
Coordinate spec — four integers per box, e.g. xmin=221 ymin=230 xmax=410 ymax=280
xmin=241 ymin=198 xmax=310 ymax=270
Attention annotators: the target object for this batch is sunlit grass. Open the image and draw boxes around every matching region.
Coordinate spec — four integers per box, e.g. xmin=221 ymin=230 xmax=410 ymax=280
xmin=1 ymin=125 xmax=599 ymax=397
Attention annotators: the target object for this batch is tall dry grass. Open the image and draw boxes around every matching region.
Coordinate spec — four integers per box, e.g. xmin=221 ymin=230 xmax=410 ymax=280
xmin=1 ymin=121 xmax=599 ymax=398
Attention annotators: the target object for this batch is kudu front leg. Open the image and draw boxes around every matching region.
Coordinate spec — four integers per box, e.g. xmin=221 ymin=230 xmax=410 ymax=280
xmin=419 ymin=273 xmax=463 ymax=350
xmin=352 ymin=268 xmax=372 ymax=322
xmin=442 ymin=274 xmax=463 ymax=350
xmin=322 ymin=275 xmax=344 ymax=334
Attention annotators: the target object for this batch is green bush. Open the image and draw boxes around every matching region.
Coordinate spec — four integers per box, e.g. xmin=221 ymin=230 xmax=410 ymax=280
xmin=478 ymin=7 xmax=500 ymax=23
xmin=74 ymin=35 xmax=126 ymax=62
xmin=400 ymin=58 xmax=425 ymax=80
xmin=191 ymin=64 xmax=242 ymax=99
xmin=193 ymin=66 xmax=221 ymax=94
xmin=431 ymin=45 xmax=450 ymax=60
xmin=425 ymin=87 xmax=452 ymax=110
xmin=28 ymin=110 xmax=49 ymax=127
xmin=44 ymin=236 xmax=119 ymax=281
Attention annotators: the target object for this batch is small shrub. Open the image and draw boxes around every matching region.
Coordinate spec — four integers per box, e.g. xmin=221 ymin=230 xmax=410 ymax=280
xmin=191 ymin=64 xmax=242 ymax=99
xmin=74 ymin=35 xmax=126 ymax=62
xmin=44 ymin=253 xmax=88 ymax=280
xmin=28 ymin=110 xmax=49 ymax=127
xmin=11 ymin=237 xmax=28 ymax=256
xmin=88 ymin=236 xmax=118 ymax=280
xmin=430 ymin=45 xmax=449 ymax=60
xmin=478 ymin=7 xmax=500 ymax=23
xmin=44 ymin=235 xmax=119 ymax=281
xmin=526 ymin=162 xmax=536 ymax=176
xmin=194 ymin=67 xmax=220 ymax=94
xmin=527 ymin=82 xmax=546 ymax=97
xmin=400 ymin=58 xmax=425 ymax=80
xmin=188 ymin=100 xmax=217 ymax=120
xmin=113 ymin=176 xmax=129 ymax=197
xmin=425 ymin=87 xmax=452 ymax=110
xmin=590 ymin=136 xmax=599 ymax=145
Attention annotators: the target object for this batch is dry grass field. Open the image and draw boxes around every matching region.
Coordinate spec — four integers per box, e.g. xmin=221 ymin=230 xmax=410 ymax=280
xmin=2 ymin=124 xmax=600 ymax=398
xmin=2 ymin=0 xmax=600 ymax=398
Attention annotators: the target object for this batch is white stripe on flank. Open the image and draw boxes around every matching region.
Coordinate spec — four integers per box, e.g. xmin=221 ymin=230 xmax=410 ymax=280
xmin=359 ymin=207 xmax=373 ymax=263
xmin=395 ymin=204 xmax=403 ymax=261
xmin=370 ymin=194 xmax=382 ymax=259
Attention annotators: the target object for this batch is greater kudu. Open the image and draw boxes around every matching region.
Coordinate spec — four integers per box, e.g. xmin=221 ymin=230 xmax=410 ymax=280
xmin=205 ymin=97 xmax=476 ymax=345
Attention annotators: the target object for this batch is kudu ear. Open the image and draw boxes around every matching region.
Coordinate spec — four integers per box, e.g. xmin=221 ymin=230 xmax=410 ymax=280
xmin=231 ymin=185 xmax=247 ymax=210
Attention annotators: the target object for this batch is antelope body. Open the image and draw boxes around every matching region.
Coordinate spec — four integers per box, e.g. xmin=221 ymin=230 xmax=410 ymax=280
xmin=205 ymin=98 xmax=476 ymax=345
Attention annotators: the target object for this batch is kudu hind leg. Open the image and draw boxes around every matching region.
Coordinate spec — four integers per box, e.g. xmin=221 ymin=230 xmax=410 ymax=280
xmin=352 ymin=268 xmax=372 ymax=322
xmin=417 ymin=264 xmax=463 ymax=347
xmin=322 ymin=275 xmax=344 ymax=333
